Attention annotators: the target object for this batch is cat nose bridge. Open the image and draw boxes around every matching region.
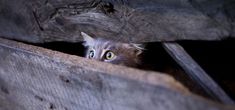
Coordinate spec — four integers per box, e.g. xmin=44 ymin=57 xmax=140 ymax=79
xmin=94 ymin=56 xmax=102 ymax=61
xmin=94 ymin=52 xmax=103 ymax=61
xmin=98 ymin=56 xmax=105 ymax=61
xmin=93 ymin=55 xmax=101 ymax=61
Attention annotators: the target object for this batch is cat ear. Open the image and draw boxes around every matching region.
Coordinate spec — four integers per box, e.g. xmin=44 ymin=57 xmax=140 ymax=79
xmin=81 ymin=32 xmax=94 ymax=46
xmin=130 ymin=43 xmax=145 ymax=56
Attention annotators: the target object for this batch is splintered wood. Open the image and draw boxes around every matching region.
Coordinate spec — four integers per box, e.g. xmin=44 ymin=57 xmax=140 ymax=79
xmin=0 ymin=0 xmax=234 ymax=43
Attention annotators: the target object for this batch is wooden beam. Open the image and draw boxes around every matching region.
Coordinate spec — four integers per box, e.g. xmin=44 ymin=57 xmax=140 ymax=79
xmin=162 ymin=42 xmax=234 ymax=104
xmin=0 ymin=38 xmax=234 ymax=109
xmin=0 ymin=0 xmax=233 ymax=43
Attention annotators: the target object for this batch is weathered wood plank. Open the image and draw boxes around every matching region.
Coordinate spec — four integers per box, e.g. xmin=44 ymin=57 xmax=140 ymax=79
xmin=162 ymin=42 xmax=234 ymax=104
xmin=0 ymin=0 xmax=234 ymax=43
xmin=0 ymin=38 xmax=235 ymax=110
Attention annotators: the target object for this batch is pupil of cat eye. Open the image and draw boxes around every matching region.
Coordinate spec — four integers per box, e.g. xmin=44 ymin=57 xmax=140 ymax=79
xmin=89 ymin=50 xmax=95 ymax=58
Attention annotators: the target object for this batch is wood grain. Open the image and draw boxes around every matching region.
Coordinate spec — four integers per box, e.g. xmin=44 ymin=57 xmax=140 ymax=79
xmin=0 ymin=0 xmax=234 ymax=43
xmin=0 ymin=38 xmax=234 ymax=110
xmin=163 ymin=42 xmax=234 ymax=104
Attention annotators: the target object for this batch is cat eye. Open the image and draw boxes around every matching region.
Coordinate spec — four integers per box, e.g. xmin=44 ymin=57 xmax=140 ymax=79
xmin=104 ymin=51 xmax=116 ymax=60
xmin=88 ymin=50 xmax=95 ymax=58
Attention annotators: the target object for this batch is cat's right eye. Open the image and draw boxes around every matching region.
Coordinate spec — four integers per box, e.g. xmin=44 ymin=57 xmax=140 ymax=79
xmin=89 ymin=50 xmax=95 ymax=58
xmin=104 ymin=50 xmax=116 ymax=61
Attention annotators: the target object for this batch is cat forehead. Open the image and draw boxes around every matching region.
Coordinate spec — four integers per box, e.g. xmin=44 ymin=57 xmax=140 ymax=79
xmin=87 ymin=38 xmax=143 ymax=52
xmin=89 ymin=39 xmax=120 ymax=49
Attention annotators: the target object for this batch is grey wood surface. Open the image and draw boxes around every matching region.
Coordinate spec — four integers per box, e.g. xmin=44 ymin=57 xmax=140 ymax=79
xmin=0 ymin=38 xmax=235 ymax=110
xmin=0 ymin=0 xmax=234 ymax=43
xmin=163 ymin=42 xmax=234 ymax=104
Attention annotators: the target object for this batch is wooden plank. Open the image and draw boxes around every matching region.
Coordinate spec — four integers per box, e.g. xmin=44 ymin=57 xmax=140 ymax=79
xmin=162 ymin=42 xmax=234 ymax=104
xmin=0 ymin=38 xmax=234 ymax=110
xmin=0 ymin=0 xmax=234 ymax=43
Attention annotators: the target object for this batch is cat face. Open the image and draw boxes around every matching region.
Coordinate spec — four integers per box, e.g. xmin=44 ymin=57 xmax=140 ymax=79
xmin=81 ymin=32 xmax=144 ymax=67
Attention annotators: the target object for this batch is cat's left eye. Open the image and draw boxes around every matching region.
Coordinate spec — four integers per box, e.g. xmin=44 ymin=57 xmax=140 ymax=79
xmin=89 ymin=50 xmax=95 ymax=58
xmin=104 ymin=51 xmax=116 ymax=60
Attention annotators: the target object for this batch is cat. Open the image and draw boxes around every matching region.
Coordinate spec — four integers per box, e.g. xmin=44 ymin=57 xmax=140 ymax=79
xmin=81 ymin=32 xmax=144 ymax=67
